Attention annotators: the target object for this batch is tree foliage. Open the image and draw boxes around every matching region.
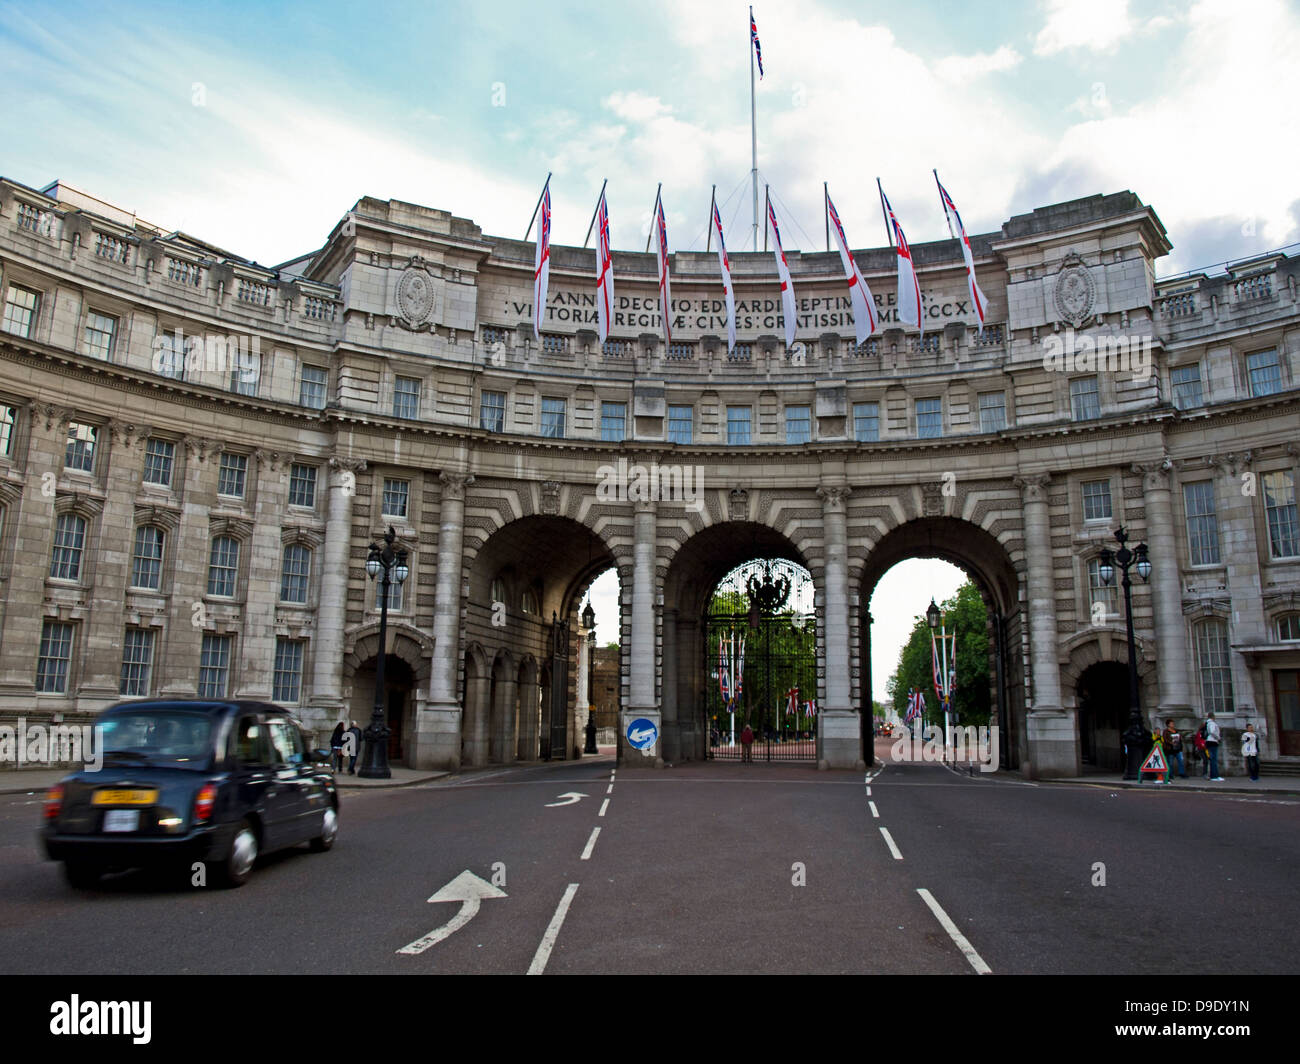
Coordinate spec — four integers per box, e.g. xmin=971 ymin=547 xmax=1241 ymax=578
xmin=885 ymin=581 xmax=991 ymax=727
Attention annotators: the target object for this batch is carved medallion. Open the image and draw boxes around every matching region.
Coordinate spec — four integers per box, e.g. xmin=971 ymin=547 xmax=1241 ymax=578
xmin=1053 ymin=252 xmax=1096 ymax=327
xmin=396 ymin=257 xmax=436 ymax=329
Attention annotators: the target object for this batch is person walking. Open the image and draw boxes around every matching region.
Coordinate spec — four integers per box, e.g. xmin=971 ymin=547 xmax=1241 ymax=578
xmin=346 ymin=720 xmax=363 ymax=775
xmin=1194 ymin=724 xmax=1208 ymax=776
xmin=1162 ymin=718 xmax=1186 ymax=780
xmin=1241 ymin=723 xmax=1260 ymax=782
xmin=329 ymin=721 xmax=346 ymax=774
xmin=740 ymin=722 xmax=754 ymax=764
xmin=1205 ymin=712 xmax=1223 ymax=780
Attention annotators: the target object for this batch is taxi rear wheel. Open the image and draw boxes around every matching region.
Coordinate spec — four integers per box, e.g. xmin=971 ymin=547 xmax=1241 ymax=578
xmin=215 ymin=819 xmax=258 ymax=888
xmin=309 ymin=806 xmax=338 ymax=852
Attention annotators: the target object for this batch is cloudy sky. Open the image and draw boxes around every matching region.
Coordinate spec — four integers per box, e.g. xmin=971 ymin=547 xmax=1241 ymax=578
xmin=4 ymin=0 xmax=1295 ymax=697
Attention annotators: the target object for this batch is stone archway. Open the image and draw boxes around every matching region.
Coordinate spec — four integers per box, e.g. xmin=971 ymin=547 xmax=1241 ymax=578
xmin=343 ymin=625 xmax=432 ymax=766
xmin=1062 ymin=629 xmax=1159 ymax=771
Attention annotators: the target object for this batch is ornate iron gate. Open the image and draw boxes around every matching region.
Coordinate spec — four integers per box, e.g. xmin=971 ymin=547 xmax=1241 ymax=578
xmin=704 ymin=560 xmax=818 ymax=762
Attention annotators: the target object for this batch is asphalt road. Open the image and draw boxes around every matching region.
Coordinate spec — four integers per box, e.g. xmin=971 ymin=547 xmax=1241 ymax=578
xmin=2 ymin=749 xmax=1298 ymax=975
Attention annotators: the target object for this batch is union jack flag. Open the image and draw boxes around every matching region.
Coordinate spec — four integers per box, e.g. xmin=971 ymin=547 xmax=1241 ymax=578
xmin=880 ymin=185 xmax=923 ymax=335
xmin=594 ymin=188 xmax=614 ymax=344
xmin=750 ymin=7 xmax=763 ymax=78
xmin=935 ymin=174 xmax=988 ymax=330
xmin=787 ymin=687 xmax=799 ymax=715
xmin=533 ymin=179 xmax=551 ymax=341
xmin=932 ymin=630 xmax=955 ymax=708
xmin=712 ymin=199 xmax=737 ymax=352
xmin=654 ymin=193 xmax=673 ymax=344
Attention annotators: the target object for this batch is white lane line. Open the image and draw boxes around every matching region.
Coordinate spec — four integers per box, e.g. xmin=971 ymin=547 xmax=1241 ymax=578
xmin=865 ymin=786 xmax=872 ymax=796
xmin=878 ymin=826 xmax=903 ymax=860
xmin=598 ymin=798 xmax=609 ymax=817
xmin=580 ymin=826 xmax=601 ymax=860
xmin=868 ymin=801 xmax=879 ymax=818
xmin=527 ymin=882 xmax=580 ymax=976
xmin=606 ymin=783 xmax=614 ymax=794
xmin=916 ymin=888 xmax=992 ymax=975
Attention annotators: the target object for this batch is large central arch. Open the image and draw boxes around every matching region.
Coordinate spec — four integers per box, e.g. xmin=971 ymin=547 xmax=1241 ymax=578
xmin=858 ymin=516 xmax=1025 ymax=770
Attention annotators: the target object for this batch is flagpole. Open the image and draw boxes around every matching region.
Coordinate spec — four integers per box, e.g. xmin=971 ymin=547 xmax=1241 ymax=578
xmin=750 ymin=8 xmax=758 ymax=254
xmin=583 ymin=178 xmax=608 ymax=249
xmin=707 ymin=185 xmax=716 ymax=253
xmin=524 ymin=171 xmax=552 ymax=241
xmin=645 ymin=183 xmax=662 ymax=254
xmin=824 ymin=181 xmax=830 ymax=252
xmin=934 ymin=169 xmax=955 ymax=239
xmin=763 ymin=184 xmax=769 ymax=253
xmin=876 ymin=177 xmax=892 ymax=248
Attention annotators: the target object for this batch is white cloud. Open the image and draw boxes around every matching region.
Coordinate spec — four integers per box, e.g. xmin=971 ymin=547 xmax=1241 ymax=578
xmin=935 ymin=45 xmax=1023 ymax=83
xmin=1034 ymin=0 xmax=1140 ymax=55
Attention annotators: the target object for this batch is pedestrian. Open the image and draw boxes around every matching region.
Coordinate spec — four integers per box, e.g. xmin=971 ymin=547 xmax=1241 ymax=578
xmin=1194 ymin=723 xmax=1208 ymax=776
xmin=1205 ymin=712 xmax=1223 ymax=780
xmin=1162 ymin=718 xmax=1186 ymax=780
xmin=740 ymin=722 xmax=754 ymax=763
xmin=346 ymin=720 xmax=363 ymax=774
xmin=329 ymin=721 xmax=346 ymax=774
xmin=1241 ymin=723 xmax=1260 ymax=782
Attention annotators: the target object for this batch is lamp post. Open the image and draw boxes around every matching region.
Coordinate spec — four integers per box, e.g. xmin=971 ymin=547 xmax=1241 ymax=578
xmin=1098 ymin=526 xmax=1151 ymax=780
xmin=359 ymin=526 xmax=408 ymax=779
xmin=583 ymin=600 xmax=598 ymax=754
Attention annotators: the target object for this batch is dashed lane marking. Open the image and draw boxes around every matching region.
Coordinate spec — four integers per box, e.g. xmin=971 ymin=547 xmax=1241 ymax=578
xmin=580 ymin=826 xmax=601 ymax=861
xmin=879 ymin=826 xmax=903 ymax=860
xmin=599 ymin=798 xmax=609 ymax=817
xmin=916 ymin=888 xmax=992 ymax=975
xmin=868 ymin=801 xmax=879 ymax=818
xmin=527 ymin=883 xmax=580 ymax=976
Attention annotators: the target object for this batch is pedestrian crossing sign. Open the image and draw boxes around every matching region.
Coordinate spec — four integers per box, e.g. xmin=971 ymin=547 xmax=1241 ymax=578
xmin=1140 ymin=744 xmax=1168 ymax=782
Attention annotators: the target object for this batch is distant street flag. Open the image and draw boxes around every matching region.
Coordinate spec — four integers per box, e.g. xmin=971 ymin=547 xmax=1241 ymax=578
xmin=787 ymin=687 xmax=799 ymax=715
xmin=935 ymin=174 xmax=988 ymax=331
xmin=750 ymin=6 xmax=764 ymax=78
xmin=533 ymin=178 xmax=552 ymax=341
xmin=594 ymin=188 xmax=614 ymax=344
xmin=826 ymin=191 xmax=879 ymax=346
xmin=654 ymin=192 xmax=673 ymax=344
xmin=766 ymin=196 xmax=797 ymax=349
xmin=880 ymin=184 xmax=923 ymax=335
xmin=711 ymin=199 xmax=737 ymax=351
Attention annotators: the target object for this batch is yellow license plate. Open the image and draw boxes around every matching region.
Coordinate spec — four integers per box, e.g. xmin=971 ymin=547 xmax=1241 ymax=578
xmin=92 ymin=789 xmax=158 ymax=806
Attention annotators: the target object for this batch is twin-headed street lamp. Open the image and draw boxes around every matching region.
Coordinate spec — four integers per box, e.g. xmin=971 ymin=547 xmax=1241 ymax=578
xmin=583 ymin=599 xmax=598 ymax=754
xmin=358 ymin=526 xmax=408 ymax=779
xmin=1098 ymin=526 xmax=1151 ymax=780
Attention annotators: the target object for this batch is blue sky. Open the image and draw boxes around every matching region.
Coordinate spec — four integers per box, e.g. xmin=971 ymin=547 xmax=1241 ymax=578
xmin=3 ymin=0 xmax=1296 ymax=274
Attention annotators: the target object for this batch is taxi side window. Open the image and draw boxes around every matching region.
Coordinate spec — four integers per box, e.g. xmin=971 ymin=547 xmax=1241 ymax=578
xmin=268 ymin=720 xmax=306 ymax=766
xmin=233 ymin=717 xmax=268 ymax=766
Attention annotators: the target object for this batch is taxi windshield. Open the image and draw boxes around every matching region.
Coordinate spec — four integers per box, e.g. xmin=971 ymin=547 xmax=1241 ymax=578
xmin=99 ymin=712 xmax=215 ymax=768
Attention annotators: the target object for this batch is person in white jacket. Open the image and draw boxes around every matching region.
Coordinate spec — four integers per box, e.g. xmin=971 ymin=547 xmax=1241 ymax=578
xmin=1241 ymin=723 xmax=1260 ymax=782
xmin=1205 ymin=713 xmax=1223 ymax=780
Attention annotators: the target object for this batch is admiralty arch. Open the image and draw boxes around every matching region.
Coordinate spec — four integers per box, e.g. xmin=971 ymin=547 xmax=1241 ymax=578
xmin=0 ymin=176 xmax=1297 ymax=777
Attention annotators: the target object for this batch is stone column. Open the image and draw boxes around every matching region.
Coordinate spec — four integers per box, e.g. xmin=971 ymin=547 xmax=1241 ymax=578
xmin=1213 ymin=451 xmax=1265 ymax=720
xmin=816 ymin=484 xmax=862 ymax=769
xmin=1015 ymin=473 xmax=1075 ymax=777
xmin=1135 ymin=459 xmax=1192 ymax=717
xmin=491 ymin=672 xmax=518 ymax=764
xmin=463 ymin=670 xmax=490 ymax=767
xmin=411 ymin=471 xmax=474 ymax=770
xmin=624 ymin=498 xmax=662 ymax=765
xmin=236 ymin=448 xmax=290 ymax=700
xmin=517 ymin=670 xmax=540 ymax=760
xmin=310 ymin=456 xmax=366 ymax=724
xmin=661 ymin=607 xmax=679 ymax=762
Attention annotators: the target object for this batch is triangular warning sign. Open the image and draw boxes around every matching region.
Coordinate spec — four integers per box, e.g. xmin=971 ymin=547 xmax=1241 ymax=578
xmin=1141 ymin=745 xmax=1168 ymax=773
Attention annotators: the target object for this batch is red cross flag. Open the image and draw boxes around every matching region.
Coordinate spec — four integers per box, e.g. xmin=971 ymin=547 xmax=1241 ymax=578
xmin=766 ymin=195 xmax=797 ymax=349
xmin=533 ymin=178 xmax=552 ymax=341
xmin=594 ymin=188 xmax=614 ymax=344
xmin=826 ymin=190 xmax=878 ymax=346
xmin=654 ymin=191 xmax=673 ymax=345
xmin=880 ymin=183 xmax=923 ymax=336
xmin=935 ymin=173 xmax=988 ymax=332
xmin=711 ymin=199 xmax=737 ymax=352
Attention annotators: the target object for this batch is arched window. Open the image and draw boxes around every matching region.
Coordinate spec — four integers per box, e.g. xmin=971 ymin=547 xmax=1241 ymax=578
xmin=207 ymin=536 xmax=240 ymax=597
xmin=521 ymin=588 xmax=539 ymax=616
xmin=490 ymin=576 xmax=507 ymax=606
xmin=131 ymin=525 xmax=165 ymax=590
xmin=1193 ymin=618 xmax=1233 ymax=714
xmin=1278 ymin=614 xmax=1300 ymax=642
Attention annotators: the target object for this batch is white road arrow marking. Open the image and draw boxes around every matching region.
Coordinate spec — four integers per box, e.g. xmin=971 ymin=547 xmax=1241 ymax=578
xmin=396 ymin=871 xmax=507 ymax=955
xmin=545 ymin=792 xmax=589 ymax=807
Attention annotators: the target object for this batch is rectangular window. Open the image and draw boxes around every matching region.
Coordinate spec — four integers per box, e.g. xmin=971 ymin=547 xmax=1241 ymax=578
xmin=601 ymin=402 xmax=627 ymax=442
xmin=382 ymin=478 xmax=410 ymax=518
xmin=288 ymin=464 xmax=317 ymax=508
xmin=394 ymin=376 xmax=421 ymax=419
xmin=299 ymin=365 xmax=327 ymax=409
xmin=198 ymin=634 xmax=232 ymax=698
xmin=36 ymin=621 xmax=74 ymax=693
xmin=65 ymin=423 xmax=97 ymax=473
xmin=541 ymin=398 xmax=566 ymax=439
xmin=1070 ymin=377 xmax=1101 ymax=421
xmin=2 ymin=284 xmax=40 ymax=338
xmin=1081 ymin=479 xmax=1112 ymax=522
xmin=1247 ymin=349 xmax=1282 ymax=397
xmin=853 ymin=402 xmax=880 ymax=442
xmin=667 ymin=405 xmax=693 ymax=445
xmin=207 ymin=536 xmax=240 ymax=597
xmin=152 ymin=332 xmax=185 ymax=380
xmin=273 ymin=639 xmax=305 ymax=703
xmin=229 ymin=348 xmax=260 ymax=396
xmin=726 ymin=406 xmax=752 ymax=446
xmin=480 ymin=390 xmax=506 ymax=433
xmin=0 ymin=405 xmax=16 ymax=456
xmin=83 ymin=311 xmax=117 ymax=360
xmin=785 ymin=405 xmax=811 ymax=444
xmin=1171 ymin=364 xmax=1203 ymax=409
xmin=376 ymin=573 xmax=404 ymax=613
xmin=280 ymin=544 xmax=312 ymax=603
xmin=1195 ymin=620 xmax=1233 ymax=714
xmin=1183 ymin=481 xmax=1221 ymax=566
xmin=1262 ymin=471 xmax=1299 ymax=558
xmin=217 ymin=452 xmax=247 ymax=498
xmin=50 ymin=514 xmax=87 ymax=581
xmin=142 ymin=439 xmax=175 ymax=487
xmin=916 ymin=398 xmax=943 ymax=438
xmin=1087 ymin=558 xmax=1118 ymax=618
xmin=978 ymin=392 xmax=1006 ymax=433
xmin=120 ymin=628 xmax=155 ymax=697
xmin=131 ymin=526 xmax=165 ymax=590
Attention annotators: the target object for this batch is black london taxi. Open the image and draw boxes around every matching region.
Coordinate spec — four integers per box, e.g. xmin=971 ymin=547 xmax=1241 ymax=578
xmin=42 ymin=699 xmax=338 ymax=888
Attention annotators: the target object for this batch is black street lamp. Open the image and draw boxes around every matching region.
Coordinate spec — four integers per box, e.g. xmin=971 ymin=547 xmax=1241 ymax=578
xmin=1098 ymin=526 xmax=1151 ymax=780
xmin=359 ymin=526 xmax=408 ymax=779
xmin=583 ymin=600 xmax=598 ymax=754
